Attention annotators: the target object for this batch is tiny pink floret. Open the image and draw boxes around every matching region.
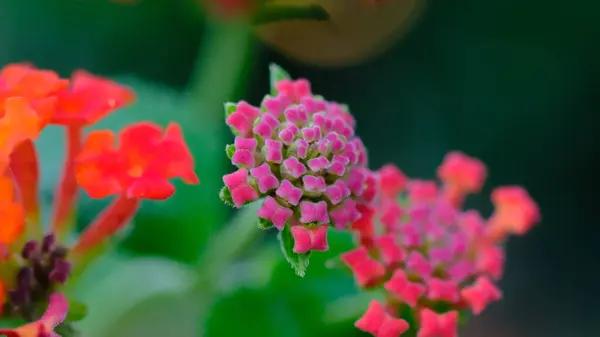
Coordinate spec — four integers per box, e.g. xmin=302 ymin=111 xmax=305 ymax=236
xmin=341 ymin=247 xmax=386 ymax=288
xmin=384 ymin=270 xmax=426 ymax=308
xmin=291 ymin=225 xmax=329 ymax=253
xmin=461 ymin=276 xmax=502 ymax=315
xmin=302 ymin=175 xmax=327 ymax=193
xmin=330 ymin=199 xmax=360 ymax=230
xmin=427 ymin=278 xmax=460 ymax=303
xmin=264 ymin=139 xmax=283 ymax=163
xmin=282 ymin=157 xmax=307 ymax=179
xmin=375 ymin=234 xmax=405 ymax=266
xmin=299 ymin=200 xmax=329 ymax=224
xmin=355 ymin=301 xmax=409 ymax=337
xmin=417 ymin=309 xmax=458 ymax=337
xmin=250 ymin=163 xmax=279 ymax=193
xmin=276 ymin=179 xmax=303 ymax=206
xmin=223 ymin=168 xmax=259 ymax=207
xmin=256 ymin=196 xmax=293 ymax=230
xmin=307 ymin=156 xmax=330 ymax=172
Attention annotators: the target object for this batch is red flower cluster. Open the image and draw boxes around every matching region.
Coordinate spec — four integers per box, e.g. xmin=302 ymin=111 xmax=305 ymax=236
xmin=0 ymin=62 xmax=198 ymax=330
xmin=343 ymin=152 xmax=539 ymax=337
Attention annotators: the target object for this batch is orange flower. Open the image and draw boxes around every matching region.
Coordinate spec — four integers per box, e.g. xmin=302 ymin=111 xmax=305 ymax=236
xmin=0 ymin=63 xmax=68 ymax=103
xmin=0 ymin=174 xmax=25 ymax=246
xmin=0 ymin=63 xmax=68 ymax=126
xmin=76 ymin=122 xmax=199 ymax=200
xmin=0 ymin=292 xmax=68 ymax=337
xmin=52 ymin=70 xmax=135 ymax=126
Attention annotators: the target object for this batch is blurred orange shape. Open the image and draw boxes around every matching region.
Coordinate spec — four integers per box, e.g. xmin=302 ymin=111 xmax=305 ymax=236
xmin=255 ymin=0 xmax=424 ymax=67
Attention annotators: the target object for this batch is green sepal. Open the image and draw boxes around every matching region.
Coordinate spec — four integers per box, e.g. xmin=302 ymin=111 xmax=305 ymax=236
xmin=269 ymin=63 xmax=292 ymax=96
xmin=224 ymin=102 xmax=237 ymax=118
xmin=219 ymin=186 xmax=235 ymax=207
xmin=225 ymin=144 xmax=236 ymax=159
xmin=257 ymin=218 xmax=274 ymax=230
xmin=278 ymin=224 xmax=311 ymax=277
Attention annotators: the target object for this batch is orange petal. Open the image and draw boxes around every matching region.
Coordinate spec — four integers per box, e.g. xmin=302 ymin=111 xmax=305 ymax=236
xmin=3 ymin=97 xmax=42 ymax=140
xmin=75 ymin=157 xmax=123 ymax=199
xmin=78 ymin=130 xmax=116 ymax=158
xmin=0 ymin=63 xmax=35 ymax=88
xmin=0 ymin=174 xmax=15 ymax=203
xmin=0 ymin=202 xmax=25 ymax=245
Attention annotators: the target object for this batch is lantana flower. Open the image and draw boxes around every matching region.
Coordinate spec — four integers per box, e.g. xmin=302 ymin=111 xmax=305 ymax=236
xmin=220 ymin=64 xmax=371 ymax=274
xmin=343 ymin=151 xmax=540 ymax=337
xmin=72 ymin=121 xmax=199 ymax=256
xmin=0 ymin=62 xmax=198 ymax=335
xmin=50 ymin=70 xmax=136 ymax=238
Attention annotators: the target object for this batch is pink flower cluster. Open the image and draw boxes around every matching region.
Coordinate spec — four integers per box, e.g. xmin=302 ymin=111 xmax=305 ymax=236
xmin=342 ymin=152 xmax=540 ymax=337
xmin=221 ymin=76 xmax=371 ymax=254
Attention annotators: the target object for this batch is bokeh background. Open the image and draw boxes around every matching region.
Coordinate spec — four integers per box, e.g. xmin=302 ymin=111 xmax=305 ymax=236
xmin=1 ymin=0 xmax=598 ymax=336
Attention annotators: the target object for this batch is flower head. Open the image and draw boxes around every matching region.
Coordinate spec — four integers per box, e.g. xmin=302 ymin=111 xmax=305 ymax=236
xmin=221 ymin=66 xmax=370 ymax=257
xmin=75 ymin=122 xmax=199 ymax=200
xmin=0 ymin=62 xmax=197 ymax=335
xmin=346 ymin=152 xmax=539 ymax=337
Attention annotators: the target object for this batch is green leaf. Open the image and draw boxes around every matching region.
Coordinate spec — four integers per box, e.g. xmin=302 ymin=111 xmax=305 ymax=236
xmin=69 ymin=252 xmax=197 ymax=337
xmin=269 ymin=63 xmax=292 ymax=96
xmin=252 ymin=4 xmax=330 ymax=26
xmin=66 ymin=300 xmax=89 ymax=322
xmin=278 ymin=225 xmax=310 ymax=277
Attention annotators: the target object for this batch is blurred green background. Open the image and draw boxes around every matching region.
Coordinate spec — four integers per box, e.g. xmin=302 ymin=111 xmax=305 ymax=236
xmin=2 ymin=0 xmax=599 ymax=336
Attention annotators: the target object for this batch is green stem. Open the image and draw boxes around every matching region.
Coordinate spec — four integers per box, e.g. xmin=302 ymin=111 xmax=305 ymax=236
xmin=182 ymin=20 xmax=257 ymax=337
xmin=172 ymin=20 xmax=255 ymax=260
xmin=193 ymin=201 xmax=263 ymax=337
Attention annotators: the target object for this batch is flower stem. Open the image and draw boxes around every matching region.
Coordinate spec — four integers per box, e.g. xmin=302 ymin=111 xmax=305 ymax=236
xmin=9 ymin=140 xmax=41 ymax=239
xmin=182 ymin=19 xmax=256 ymax=337
xmin=193 ymin=200 xmax=264 ymax=337
xmin=171 ymin=19 xmax=255 ymax=258
xmin=70 ymin=194 xmax=140 ymax=276
xmin=52 ymin=125 xmax=83 ymax=241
